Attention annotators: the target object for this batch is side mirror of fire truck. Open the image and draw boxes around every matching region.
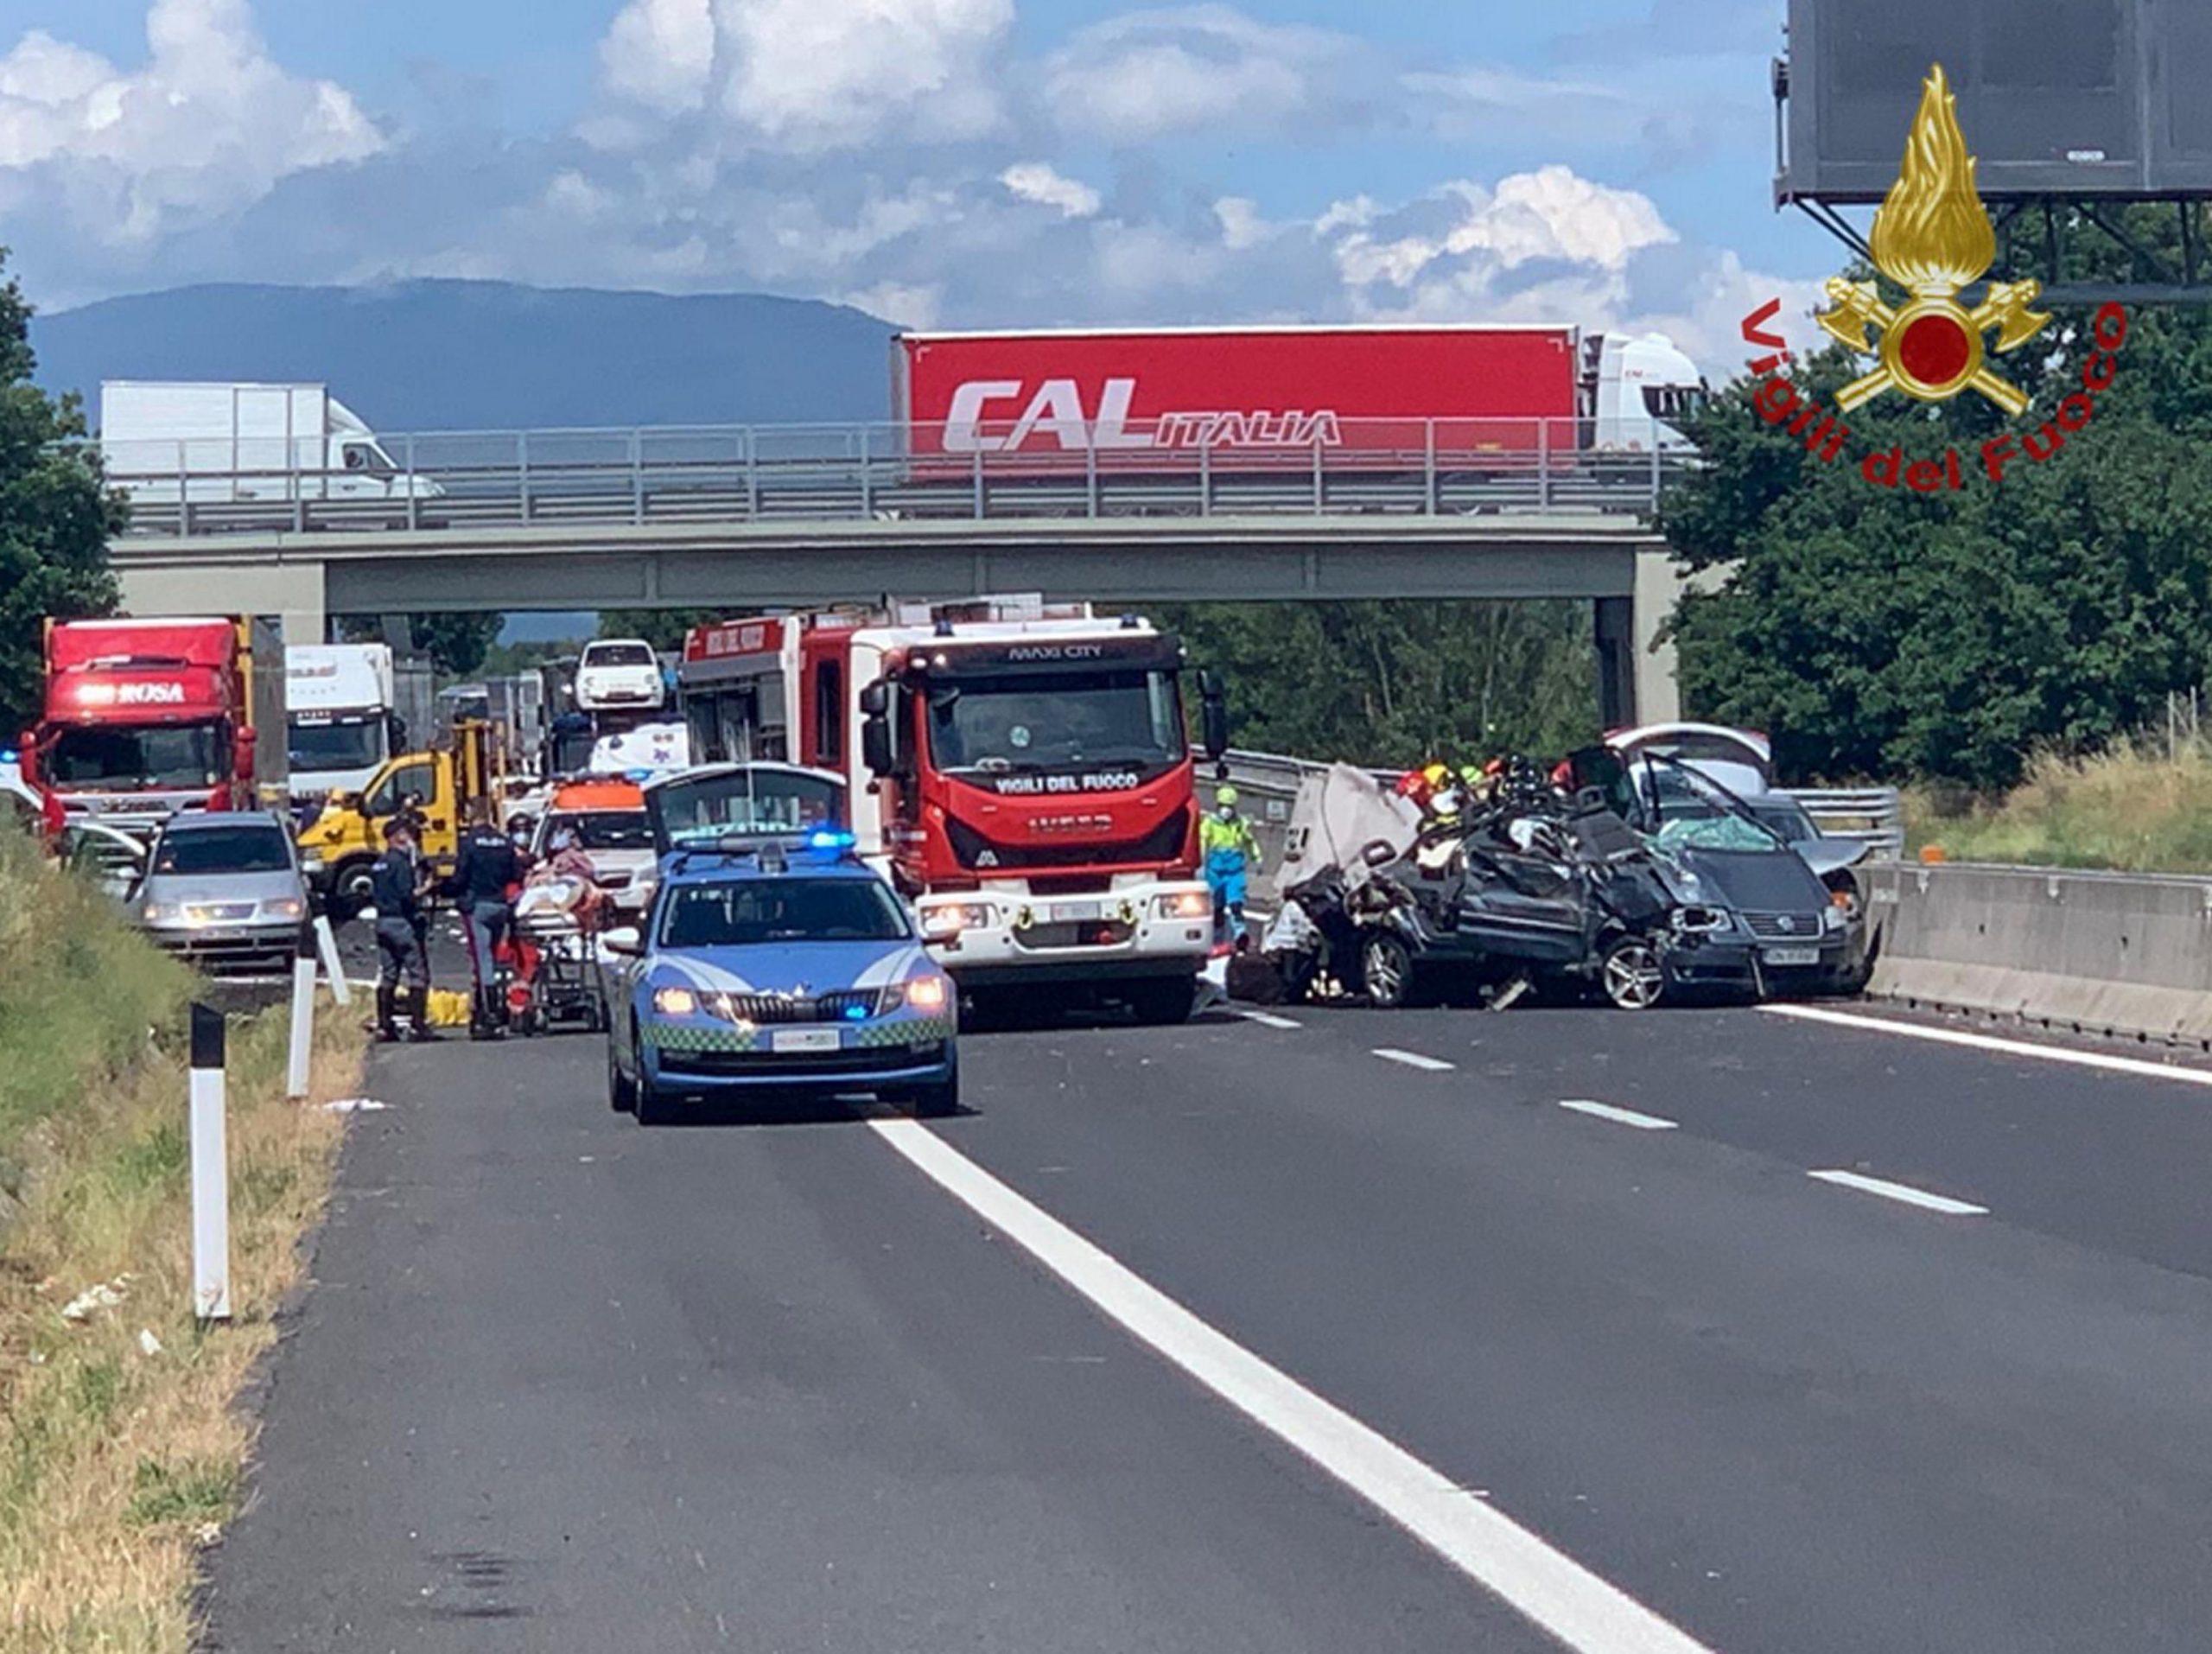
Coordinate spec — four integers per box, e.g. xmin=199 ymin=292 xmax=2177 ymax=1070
xmin=858 ymin=680 xmax=896 ymax=779
xmin=234 ymin=725 xmax=257 ymax=775
xmin=1198 ymin=671 xmax=1230 ymax=764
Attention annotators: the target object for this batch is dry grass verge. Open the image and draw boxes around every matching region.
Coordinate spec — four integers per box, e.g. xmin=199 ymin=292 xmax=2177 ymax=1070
xmin=0 ymin=830 xmax=365 ymax=1651
xmin=1908 ymin=738 xmax=2212 ymax=873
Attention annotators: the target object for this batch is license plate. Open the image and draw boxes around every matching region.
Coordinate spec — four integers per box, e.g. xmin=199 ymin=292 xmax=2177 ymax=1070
xmin=1763 ymin=946 xmax=1821 ymax=967
xmin=771 ymin=1027 xmax=842 ymax=1053
xmin=1049 ymin=900 xmax=1103 ymax=922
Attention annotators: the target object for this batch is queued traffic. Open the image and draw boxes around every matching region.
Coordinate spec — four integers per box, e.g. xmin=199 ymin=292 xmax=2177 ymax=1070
xmin=3 ymin=598 xmax=1877 ymax=1123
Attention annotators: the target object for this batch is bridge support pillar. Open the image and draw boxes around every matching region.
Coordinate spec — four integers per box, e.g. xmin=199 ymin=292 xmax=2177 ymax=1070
xmin=1630 ymin=546 xmax=1687 ymax=727
xmin=119 ymin=560 xmax=327 ymax=646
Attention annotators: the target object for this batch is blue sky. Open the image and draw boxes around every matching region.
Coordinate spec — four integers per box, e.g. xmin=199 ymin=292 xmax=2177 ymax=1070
xmin=0 ymin=0 xmax=1834 ymax=368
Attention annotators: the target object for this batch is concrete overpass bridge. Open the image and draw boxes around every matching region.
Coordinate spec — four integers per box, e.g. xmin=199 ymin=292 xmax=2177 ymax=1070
xmin=105 ymin=419 xmax=1691 ymax=724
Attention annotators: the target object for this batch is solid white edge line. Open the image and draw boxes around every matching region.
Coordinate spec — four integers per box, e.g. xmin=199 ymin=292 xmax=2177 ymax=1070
xmin=1807 ymin=1169 xmax=1988 ymax=1217
xmin=1238 ymin=1010 xmax=1303 ymax=1030
xmin=868 ymin=1117 xmax=1714 ymax=1654
xmin=1372 ymin=1047 xmax=1456 ymax=1072
xmin=1759 ymin=1003 xmax=2212 ymax=1089
xmin=1558 ymin=1099 xmax=1679 ymax=1131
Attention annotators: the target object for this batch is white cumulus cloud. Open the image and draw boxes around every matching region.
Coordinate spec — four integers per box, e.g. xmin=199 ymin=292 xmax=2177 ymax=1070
xmin=1041 ymin=6 xmax=1369 ymax=142
xmin=0 ymin=0 xmax=381 ymax=245
xmin=999 ymin=161 xmax=1101 ymax=219
xmin=594 ymin=0 xmax=1013 ymax=152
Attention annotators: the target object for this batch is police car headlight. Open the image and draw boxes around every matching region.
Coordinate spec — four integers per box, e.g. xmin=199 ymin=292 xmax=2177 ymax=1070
xmin=652 ymin=986 xmax=699 ymax=1017
xmin=920 ymin=901 xmax=993 ymax=939
xmin=893 ymin=975 xmax=951 ymax=1013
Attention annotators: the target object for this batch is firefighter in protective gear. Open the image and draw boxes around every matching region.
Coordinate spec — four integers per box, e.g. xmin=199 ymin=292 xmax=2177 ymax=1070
xmin=367 ymin=818 xmax=434 ymax=1043
xmin=1199 ymin=784 xmax=1262 ymax=945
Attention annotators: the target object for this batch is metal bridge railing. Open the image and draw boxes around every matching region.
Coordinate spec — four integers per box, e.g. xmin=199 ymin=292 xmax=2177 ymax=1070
xmin=94 ymin=416 xmax=1693 ymax=538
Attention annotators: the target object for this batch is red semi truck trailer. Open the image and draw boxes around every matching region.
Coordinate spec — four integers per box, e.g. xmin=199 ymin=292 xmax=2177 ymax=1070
xmin=892 ymin=324 xmax=1705 ymax=461
xmin=677 ymin=597 xmax=1227 ymax=1021
xmin=24 ymin=616 xmax=287 ymax=834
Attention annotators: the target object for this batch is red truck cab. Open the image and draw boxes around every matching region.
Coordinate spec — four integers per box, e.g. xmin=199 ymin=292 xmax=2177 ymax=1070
xmin=23 ymin=616 xmax=287 ymax=836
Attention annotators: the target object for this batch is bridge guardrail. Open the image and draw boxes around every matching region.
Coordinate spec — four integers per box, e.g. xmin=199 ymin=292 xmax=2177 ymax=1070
xmin=94 ymin=416 xmax=1693 ymax=538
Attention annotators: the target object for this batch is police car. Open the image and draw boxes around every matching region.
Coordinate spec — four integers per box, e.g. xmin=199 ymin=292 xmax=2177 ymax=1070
xmin=605 ymin=829 xmax=959 ymax=1124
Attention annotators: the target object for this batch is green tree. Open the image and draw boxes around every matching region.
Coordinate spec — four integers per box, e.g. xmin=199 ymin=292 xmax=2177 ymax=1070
xmin=1662 ymin=204 xmax=2212 ymax=791
xmin=0 ymin=253 xmax=124 ymax=737
xmin=599 ymin=609 xmax=718 ymax=653
xmin=1157 ymin=600 xmax=1598 ymax=768
xmin=410 ymin=614 xmax=503 ymax=679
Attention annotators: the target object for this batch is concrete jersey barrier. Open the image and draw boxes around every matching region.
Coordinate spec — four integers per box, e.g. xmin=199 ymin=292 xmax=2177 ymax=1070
xmin=1866 ymin=861 xmax=2212 ymax=1048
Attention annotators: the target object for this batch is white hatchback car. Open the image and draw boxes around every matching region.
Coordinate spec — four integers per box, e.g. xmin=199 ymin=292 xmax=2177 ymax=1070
xmin=575 ymin=639 xmax=666 ymax=713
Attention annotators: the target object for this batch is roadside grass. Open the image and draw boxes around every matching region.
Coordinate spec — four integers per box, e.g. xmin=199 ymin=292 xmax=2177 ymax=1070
xmin=1907 ymin=738 xmax=2212 ymax=873
xmin=0 ymin=828 xmax=363 ymax=1651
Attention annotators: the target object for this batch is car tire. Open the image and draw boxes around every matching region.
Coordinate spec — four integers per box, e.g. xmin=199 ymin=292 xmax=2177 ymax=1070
xmin=1125 ymin=976 xmax=1195 ymax=1025
xmin=1362 ymin=934 xmax=1415 ymax=1010
xmin=633 ymin=1078 xmax=674 ymax=1126
xmin=908 ymin=1053 xmax=961 ymax=1118
xmin=1599 ymin=937 xmax=1667 ymax=1010
xmin=331 ymin=856 xmax=376 ymax=919
xmin=607 ymin=1040 xmax=637 ymax=1113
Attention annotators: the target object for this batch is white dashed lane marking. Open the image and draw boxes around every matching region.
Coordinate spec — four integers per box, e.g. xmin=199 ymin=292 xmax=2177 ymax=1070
xmin=1238 ymin=1010 xmax=1303 ymax=1030
xmin=1557 ymin=1099 xmax=1679 ymax=1131
xmin=1372 ymin=1048 xmax=1456 ymax=1072
xmin=1807 ymin=1169 xmax=1988 ymax=1217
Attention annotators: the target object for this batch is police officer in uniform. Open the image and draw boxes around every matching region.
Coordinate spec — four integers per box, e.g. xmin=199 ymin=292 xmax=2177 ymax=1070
xmin=447 ymin=799 xmax=530 ymax=1040
xmin=368 ymin=817 xmax=434 ymax=1042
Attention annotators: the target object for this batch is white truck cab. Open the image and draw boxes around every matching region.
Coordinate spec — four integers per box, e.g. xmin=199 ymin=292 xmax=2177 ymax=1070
xmin=1586 ymin=334 xmax=1707 ymax=451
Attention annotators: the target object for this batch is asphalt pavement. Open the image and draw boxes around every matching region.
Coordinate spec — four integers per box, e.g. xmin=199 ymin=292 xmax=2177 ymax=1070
xmin=201 ymin=996 xmax=2212 ymax=1652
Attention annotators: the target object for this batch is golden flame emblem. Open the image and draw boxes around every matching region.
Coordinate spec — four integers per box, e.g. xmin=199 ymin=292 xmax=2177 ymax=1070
xmin=1819 ymin=64 xmax=2050 ymax=414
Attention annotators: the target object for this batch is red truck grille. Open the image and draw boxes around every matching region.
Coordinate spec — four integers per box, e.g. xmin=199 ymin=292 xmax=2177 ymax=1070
xmin=945 ymin=813 xmax=1187 ymax=872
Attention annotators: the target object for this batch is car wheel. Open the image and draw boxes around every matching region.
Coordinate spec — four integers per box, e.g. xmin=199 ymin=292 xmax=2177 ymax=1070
xmin=908 ymin=1052 xmax=961 ymax=1118
xmin=607 ymin=1039 xmax=637 ymax=1112
xmin=1125 ymin=976 xmax=1195 ymax=1025
xmin=331 ymin=856 xmax=376 ymax=918
xmin=633 ymin=1077 xmax=673 ymax=1126
xmin=1599 ymin=937 xmax=1667 ymax=1010
xmin=1362 ymin=934 xmax=1414 ymax=1010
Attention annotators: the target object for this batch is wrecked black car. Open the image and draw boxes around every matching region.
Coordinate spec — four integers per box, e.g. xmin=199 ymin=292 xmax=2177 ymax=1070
xmin=1256 ymin=762 xmax=1698 ymax=1010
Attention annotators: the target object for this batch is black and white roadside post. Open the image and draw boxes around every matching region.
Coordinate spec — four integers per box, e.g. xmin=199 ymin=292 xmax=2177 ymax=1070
xmin=188 ymin=1002 xmax=232 ymax=1323
xmin=311 ymin=908 xmax=350 ymax=1008
xmin=286 ymin=923 xmax=317 ymax=1101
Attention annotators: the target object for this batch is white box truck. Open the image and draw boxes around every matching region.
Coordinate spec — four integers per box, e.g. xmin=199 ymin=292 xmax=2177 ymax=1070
xmin=286 ymin=643 xmax=434 ymax=803
xmin=99 ymin=381 xmax=441 ymax=505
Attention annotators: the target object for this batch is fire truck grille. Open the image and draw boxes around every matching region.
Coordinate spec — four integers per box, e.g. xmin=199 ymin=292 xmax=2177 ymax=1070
xmin=946 ymin=813 xmax=1188 ymax=872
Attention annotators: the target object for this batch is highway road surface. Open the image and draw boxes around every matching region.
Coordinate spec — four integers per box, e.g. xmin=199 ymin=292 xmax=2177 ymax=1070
xmin=203 ymin=998 xmax=2212 ymax=1652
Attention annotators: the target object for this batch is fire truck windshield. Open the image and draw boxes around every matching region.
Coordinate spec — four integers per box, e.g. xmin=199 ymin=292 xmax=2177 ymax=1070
xmin=47 ymin=722 xmax=226 ymax=791
xmin=925 ymin=670 xmax=1185 ymax=774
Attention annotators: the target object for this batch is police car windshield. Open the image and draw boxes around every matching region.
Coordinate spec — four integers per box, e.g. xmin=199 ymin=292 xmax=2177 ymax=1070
xmin=658 ymin=878 xmax=910 ymax=947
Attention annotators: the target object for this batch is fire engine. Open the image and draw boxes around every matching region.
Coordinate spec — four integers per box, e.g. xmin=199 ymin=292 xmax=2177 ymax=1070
xmin=677 ymin=598 xmax=1227 ymax=1020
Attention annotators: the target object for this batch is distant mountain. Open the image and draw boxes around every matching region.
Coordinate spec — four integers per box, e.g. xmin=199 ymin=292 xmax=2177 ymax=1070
xmin=30 ymin=279 xmax=897 ymax=434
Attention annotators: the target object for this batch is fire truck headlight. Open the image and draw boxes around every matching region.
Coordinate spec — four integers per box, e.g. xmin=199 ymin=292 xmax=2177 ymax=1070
xmin=1155 ymin=891 xmax=1211 ymax=920
xmin=920 ymin=901 xmax=993 ymax=940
